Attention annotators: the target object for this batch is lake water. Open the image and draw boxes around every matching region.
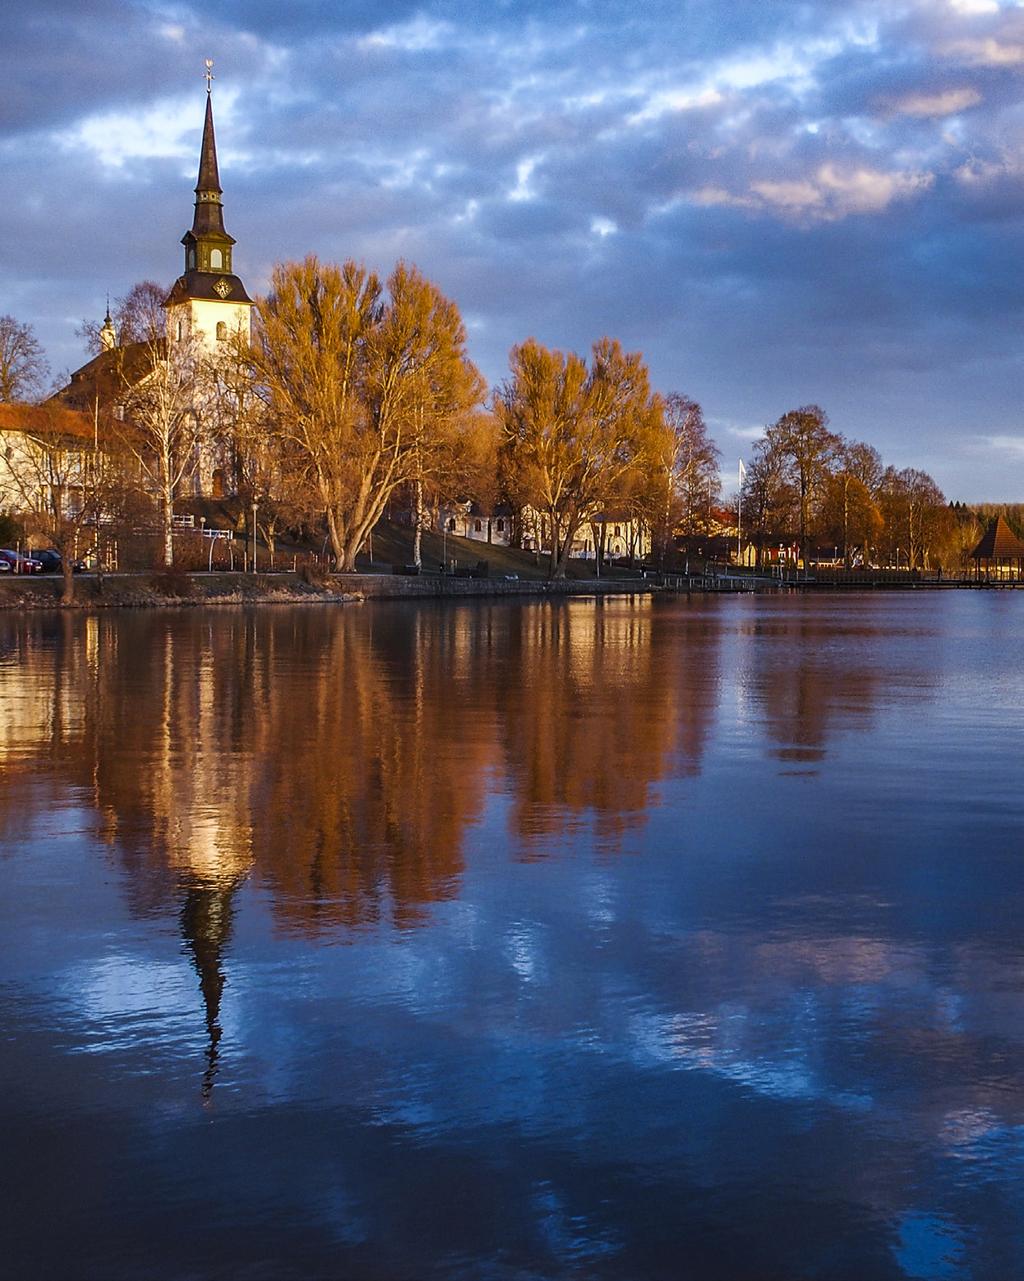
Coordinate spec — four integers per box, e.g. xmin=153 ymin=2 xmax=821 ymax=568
xmin=1 ymin=593 xmax=1022 ymax=1280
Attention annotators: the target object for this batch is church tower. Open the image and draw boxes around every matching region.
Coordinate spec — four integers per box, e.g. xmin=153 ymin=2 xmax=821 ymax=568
xmin=164 ymin=64 xmax=253 ymax=352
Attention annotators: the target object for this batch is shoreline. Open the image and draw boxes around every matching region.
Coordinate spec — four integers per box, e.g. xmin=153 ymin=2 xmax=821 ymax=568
xmin=1 ymin=570 xmax=1016 ymax=610
xmin=0 ymin=570 xmax=658 ymax=610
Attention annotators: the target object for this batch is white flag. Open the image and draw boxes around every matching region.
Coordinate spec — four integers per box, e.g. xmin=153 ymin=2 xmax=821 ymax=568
xmin=738 ymin=459 xmax=747 ymax=483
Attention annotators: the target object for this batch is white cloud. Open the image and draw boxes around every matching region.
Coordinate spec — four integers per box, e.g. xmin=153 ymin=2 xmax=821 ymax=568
xmin=509 ymin=156 xmax=540 ymax=203
xmin=628 ymin=87 xmax=722 ymax=125
xmin=749 ymin=164 xmax=934 ymax=220
xmin=358 ymin=16 xmax=452 ymax=53
xmin=944 ymin=37 xmax=1024 ymax=65
xmin=751 ymin=177 xmax=824 ymax=210
xmin=688 ymin=186 xmax=754 ymax=209
xmin=895 ymin=87 xmax=982 ymax=117
xmin=985 ymin=434 xmax=1024 ymax=454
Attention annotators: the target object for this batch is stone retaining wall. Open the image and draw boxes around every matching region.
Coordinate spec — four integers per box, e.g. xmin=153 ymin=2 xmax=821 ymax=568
xmin=0 ymin=570 xmax=654 ymax=609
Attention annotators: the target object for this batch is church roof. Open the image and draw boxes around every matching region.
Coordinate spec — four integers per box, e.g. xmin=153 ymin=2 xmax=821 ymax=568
xmin=0 ymin=401 xmax=95 ymax=443
xmin=48 ymin=341 xmax=160 ymax=411
xmin=164 ymin=271 xmax=253 ymax=306
xmin=970 ymin=514 xmax=1024 ymax=559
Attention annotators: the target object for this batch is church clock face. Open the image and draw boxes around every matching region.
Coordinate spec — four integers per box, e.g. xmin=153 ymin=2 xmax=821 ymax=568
xmin=213 ymin=279 xmax=233 ymax=299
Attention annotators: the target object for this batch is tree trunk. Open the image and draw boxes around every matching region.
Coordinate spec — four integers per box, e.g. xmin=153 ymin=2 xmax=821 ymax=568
xmin=162 ymin=489 xmax=174 ymax=568
xmin=61 ymin=558 xmax=75 ymax=605
xmin=413 ymin=478 xmax=423 ymax=568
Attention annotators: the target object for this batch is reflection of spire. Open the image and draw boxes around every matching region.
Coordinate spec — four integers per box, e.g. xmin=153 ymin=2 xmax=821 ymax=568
xmin=179 ymin=879 xmax=239 ymax=1100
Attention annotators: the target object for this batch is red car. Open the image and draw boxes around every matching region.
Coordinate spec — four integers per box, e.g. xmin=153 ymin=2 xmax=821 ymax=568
xmin=0 ymin=549 xmax=44 ymax=574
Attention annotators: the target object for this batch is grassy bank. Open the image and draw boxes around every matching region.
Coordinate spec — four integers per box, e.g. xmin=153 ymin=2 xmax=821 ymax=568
xmin=0 ymin=571 xmax=361 ymax=610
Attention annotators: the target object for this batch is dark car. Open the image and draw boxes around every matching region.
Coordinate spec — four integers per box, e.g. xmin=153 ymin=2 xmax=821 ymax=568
xmin=27 ymin=549 xmax=87 ymax=574
xmin=0 ymin=560 xmax=9 ymax=573
xmin=0 ymin=549 xmax=44 ymax=574
xmin=32 ymin=549 xmax=62 ymax=573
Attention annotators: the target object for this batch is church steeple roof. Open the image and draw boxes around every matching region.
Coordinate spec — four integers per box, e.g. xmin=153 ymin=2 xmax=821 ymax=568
xmin=164 ymin=65 xmax=254 ymax=316
xmin=189 ymin=91 xmax=230 ymax=242
xmin=197 ymin=92 xmax=222 ymax=196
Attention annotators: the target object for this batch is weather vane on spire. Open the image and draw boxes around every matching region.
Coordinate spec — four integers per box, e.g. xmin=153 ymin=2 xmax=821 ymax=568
xmin=204 ymin=58 xmax=214 ymax=93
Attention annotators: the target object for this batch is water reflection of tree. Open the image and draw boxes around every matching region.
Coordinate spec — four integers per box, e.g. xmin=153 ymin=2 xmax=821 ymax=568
xmin=741 ymin=605 xmax=899 ymax=766
xmin=0 ymin=601 xmax=722 ymax=910
xmin=495 ymin=598 xmax=721 ymax=848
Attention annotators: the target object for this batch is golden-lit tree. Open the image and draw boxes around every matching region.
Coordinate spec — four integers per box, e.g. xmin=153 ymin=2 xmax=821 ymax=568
xmin=247 ymin=257 xmax=484 ymax=571
xmin=821 ymin=440 xmax=883 ymax=566
xmin=496 ymin=337 xmax=664 ymax=578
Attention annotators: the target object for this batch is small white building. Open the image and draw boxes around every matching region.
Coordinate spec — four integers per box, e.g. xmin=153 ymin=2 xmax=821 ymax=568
xmin=440 ymin=500 xmax=513 ymax=545
xmin=521 ymin=507 xmax=651 ymax=561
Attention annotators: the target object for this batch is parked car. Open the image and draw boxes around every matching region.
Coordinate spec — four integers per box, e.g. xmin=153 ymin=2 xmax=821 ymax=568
xmin=0 ymin=549 xmax=44 ymax=574
xmin=31 ymin=549 xmax=62 ymax=573
xmin=30 ymin=549 xmax=86 ymax=574
xmin=0 ymin=560 xmax=9 ymax=573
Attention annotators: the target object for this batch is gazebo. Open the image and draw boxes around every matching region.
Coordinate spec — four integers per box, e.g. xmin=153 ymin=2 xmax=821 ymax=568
xmin=969 ymin=515 xmax=1024 ymax=582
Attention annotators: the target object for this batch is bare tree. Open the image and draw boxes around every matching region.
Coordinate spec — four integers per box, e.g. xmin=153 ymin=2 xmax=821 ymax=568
xmin=647 ymin=393 xmax=720 ymax=566
xmin=0 ymin=405 xmax=105 ymax=602
xmin=497 ymin=337 xmax=664 ymax=579
xmin=823 ymin=440 xmax=883 ymax=566
xmin=765 ymin=405 xmax=841 ymax=570
xmin=117 ymin=335 xmax=209 ymax=567
xmin=77 ymin=281 xmax=168 ymax=355
xmin=878 ymin=467 xmax=947 ymax=569
xmin=740 ymin=438 xmax=797 ymax=567
xmin=247 ymin=257 xmax=483 ymax=571
xmin=0 ymin=315 xmax=50 ymax=403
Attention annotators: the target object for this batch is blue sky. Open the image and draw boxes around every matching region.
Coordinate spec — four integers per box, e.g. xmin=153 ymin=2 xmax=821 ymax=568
xmin=2 ymin=0 xmax=1022 ymax=497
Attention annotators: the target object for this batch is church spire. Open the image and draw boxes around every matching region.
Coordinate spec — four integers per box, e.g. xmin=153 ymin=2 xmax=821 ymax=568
xmin=188 ymin=85 xmax=230 ymax=250
xmin=179 ymin=62 xmax=236 ymax=275
xmin=164 ymin=61 xmax=253 ymax=345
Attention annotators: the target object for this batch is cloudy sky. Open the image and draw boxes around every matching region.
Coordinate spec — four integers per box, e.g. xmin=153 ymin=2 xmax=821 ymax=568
xmin=2 ymin=0 xmax=1023 ymax=497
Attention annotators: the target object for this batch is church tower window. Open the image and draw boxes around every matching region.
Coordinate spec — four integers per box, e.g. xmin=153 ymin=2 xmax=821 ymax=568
xmin=216 ymin=321 xmax=227 ymax=342
xmin=211 ymin=249 xmax=223 ymax=270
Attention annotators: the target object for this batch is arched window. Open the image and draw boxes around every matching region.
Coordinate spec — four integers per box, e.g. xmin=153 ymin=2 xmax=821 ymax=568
xmin=188 ymin=249 xmax=196 ymax=270
xmin=448 ymin=518 xmax=456 ymax=532
xmin=474 ymin=519 xmax=482 ymax=532
xmin=210 ymin=249 xmax=223 ymax=270
xmin=496 ymin=519 xmax=505 ymax=532
xmin=216 ymin=321 xmax=227 ymax=342
xmin=176 ymin=319 xmax=184 ymax=341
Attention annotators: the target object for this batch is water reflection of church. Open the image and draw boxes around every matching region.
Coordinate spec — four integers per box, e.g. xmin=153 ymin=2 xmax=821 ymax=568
xmin=1 ymin=599 xmax=726 ymax=1094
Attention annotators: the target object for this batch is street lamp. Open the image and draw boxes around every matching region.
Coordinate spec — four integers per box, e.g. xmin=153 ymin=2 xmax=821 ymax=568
xmin=252 ymin=500 xmax=258 ymax=574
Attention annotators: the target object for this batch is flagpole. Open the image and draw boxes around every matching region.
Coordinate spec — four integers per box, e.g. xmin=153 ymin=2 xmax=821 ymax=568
xmin=737 ymin=460 xmax=744 ymax=564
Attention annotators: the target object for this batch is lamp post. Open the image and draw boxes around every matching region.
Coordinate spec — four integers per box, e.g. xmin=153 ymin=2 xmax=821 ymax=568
xmin=252 ymin=500 xmax=258 ymax=574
